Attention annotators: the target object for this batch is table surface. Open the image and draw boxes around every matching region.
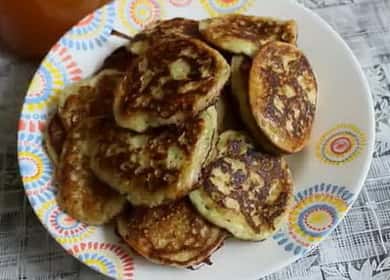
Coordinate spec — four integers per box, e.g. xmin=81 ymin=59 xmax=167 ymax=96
xmin=1 ymin=0 xmax=390 ymax=279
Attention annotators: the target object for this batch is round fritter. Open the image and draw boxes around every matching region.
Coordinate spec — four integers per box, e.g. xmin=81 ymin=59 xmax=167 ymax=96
xmin=44 ymin=112 xmax=66 ymax=165
xmin=199 ymin=14 xmax=297 ymax=57
xmin=249 ymin=41 xmax=318 ymax=154
xmin=90 ymin=107 xmax=217 ymax=207
xmin=231 ymin=55 xmax=285 ymax=154
xmin=58 ymin=69 xmax=123 ymax=131
xmin=129 ymin=18 xmax=201 ymax=56
xmin=116 ymin=199 xmax=227 ymax=267
xmin=190 ymin=130 xmax=293 ymax=241
xmin=57 ymin=119 xmax=126 ymax=225
xmin=113 ymin=36 xmax=230 ymax=132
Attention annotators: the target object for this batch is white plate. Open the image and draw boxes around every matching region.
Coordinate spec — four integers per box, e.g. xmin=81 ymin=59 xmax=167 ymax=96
xmin=17 ymin=0 xmax=375 ymax=279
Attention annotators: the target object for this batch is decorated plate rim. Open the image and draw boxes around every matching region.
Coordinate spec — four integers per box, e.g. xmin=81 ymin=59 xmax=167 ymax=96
xmin=17 ymin=0 xmax=375 ymax=279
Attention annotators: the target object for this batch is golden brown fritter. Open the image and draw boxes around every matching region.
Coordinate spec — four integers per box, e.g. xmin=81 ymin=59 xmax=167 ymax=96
xmin=57 ymin=119 xmax=126 ymax=225
xmin=199 ymin=14 xmax=297 ymax=57
xmin=89 ymin=107 xmax=217 ymax=207
xmin=249 ymin=41 xmax=318 ymax=153
xmin=44 ymin=112 xmax=66 ymax=165
xmin=129 ymin=18 xmax=201 ymax=56
xmin=48 ymin=70 xmax=124 ymax=165
xmin=190 ymin=130 xmax=293 ymax=240
xmin=116 ymin=199 xmax=227 ymax=267
xmin=113 ymin=36 xmax=230 ymax=132
xmin=231 ymin=55 xmax=286 ymax=154
xmin=58 ymin=70 xmax=123 ymax=131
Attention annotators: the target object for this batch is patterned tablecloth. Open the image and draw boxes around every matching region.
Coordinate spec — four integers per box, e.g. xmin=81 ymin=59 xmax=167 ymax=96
xmin=1 ymin=0 xmax=390 ymax=279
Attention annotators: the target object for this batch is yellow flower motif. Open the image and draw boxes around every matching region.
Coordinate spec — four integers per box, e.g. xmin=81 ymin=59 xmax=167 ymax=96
xmin=273 ymin=184 xmax=353 ymax=255
xmin=288 ymin=193 xmax=348 ymax=246
xmin=69 ymin=242 xmax=134 ymax=279
xmin=36 ymin=199 xmax=96 ymax=245
xmin=23 ymin=44 xmax=81 ymax=113
xmin=316 ymin=124 xmax=366 ymax=165
xmin=18 ymin=151 xmax=43 ymax=184
xmin=117 ymin=0 xmax=164 ymax=35
xmin=200 ymin=0 xmax=255 ymax=17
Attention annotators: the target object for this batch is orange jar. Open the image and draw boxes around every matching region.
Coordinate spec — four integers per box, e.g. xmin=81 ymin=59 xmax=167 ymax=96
xmin=0 ymin=0 xmax=111 ymax=59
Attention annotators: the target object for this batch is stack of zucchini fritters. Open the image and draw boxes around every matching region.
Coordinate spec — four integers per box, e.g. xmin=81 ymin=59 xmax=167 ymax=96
xmin=45 ymin=14 xmax=317 ymax=267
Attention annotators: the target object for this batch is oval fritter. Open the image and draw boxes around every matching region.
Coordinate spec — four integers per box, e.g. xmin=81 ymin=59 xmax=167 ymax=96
xmin=90 ymin=106 xmax=217 ymax=207
xmin=129 ymin=18 xmax=201 ymax=56
xmin=44 ymin=112 xmax=66 ymax=164
xmin=190 ymin=130 xmax=293 ymax=241
xmin=249 ymin=41 xmax=318 ymax=153
xmin=231 ymin=55 xmax=285 ymax=154
xmin=113 ymin=36 xmax=230 ymax=132
xmin=58 ymin=69 xmax=123 ymax=131
xmin=116 ymin=199 xmax=226 ymax=267
xmin=199 ymin=14 xmax=297 ymax=57
xmin=57 ymin=119 xmax=126 ymax=225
